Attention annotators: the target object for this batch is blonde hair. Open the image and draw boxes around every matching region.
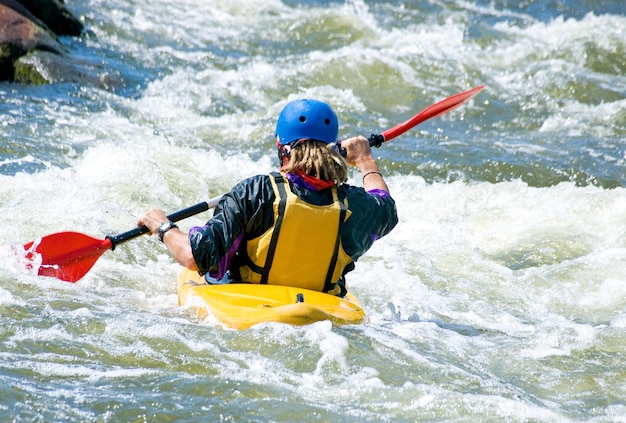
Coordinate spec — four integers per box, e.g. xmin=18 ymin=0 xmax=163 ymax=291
xmin=283 ymin=140 xmax=348 ymax=183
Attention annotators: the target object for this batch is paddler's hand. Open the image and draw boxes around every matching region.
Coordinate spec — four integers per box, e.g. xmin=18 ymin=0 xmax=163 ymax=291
xmin=340 ymin=136 xmax=390 ymax=193
xmin=137 ymin=208 xmax=199 ymax=271
xmin=138 ymin=208 xmax=169 ymax=235
xmin=339 ymin=135 xmax=373 ymax=168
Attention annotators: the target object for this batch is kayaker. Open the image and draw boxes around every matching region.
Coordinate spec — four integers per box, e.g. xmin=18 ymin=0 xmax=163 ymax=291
xmin=138 ymin=99 xmax=398 ymax=296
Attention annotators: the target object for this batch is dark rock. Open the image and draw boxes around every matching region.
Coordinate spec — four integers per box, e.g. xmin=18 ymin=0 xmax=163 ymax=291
xmin=14 ymin=0 xmax=83 ymax=36
xmin=0 ymin=1 xmax=65 ymax=80
xmin=14 ymin=49 xmax=123 ymax=89
xmin=0 ymin=0 xmax=112 ymax=88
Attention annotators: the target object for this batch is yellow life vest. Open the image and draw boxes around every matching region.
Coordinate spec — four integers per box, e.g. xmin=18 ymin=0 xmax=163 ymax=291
xmin=238 ymin=172 xmax=353 ymax=292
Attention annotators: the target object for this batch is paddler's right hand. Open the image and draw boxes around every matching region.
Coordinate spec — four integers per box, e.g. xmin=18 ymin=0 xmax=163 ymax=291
xmin=338 ymin=135 xmax=373 ymax=168
xmin=340 ymin=136 xmax=390 ymax=193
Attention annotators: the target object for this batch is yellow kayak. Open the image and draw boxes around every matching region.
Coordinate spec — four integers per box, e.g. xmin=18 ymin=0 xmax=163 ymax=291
xmin=176 ymin=267 xmax=367 ymax=330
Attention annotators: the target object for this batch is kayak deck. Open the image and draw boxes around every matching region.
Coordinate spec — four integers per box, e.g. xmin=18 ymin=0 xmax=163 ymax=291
xmin=177 ymin=268 xmax=366 ymax=330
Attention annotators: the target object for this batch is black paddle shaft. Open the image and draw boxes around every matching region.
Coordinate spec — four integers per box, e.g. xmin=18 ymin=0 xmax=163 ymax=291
xmin=338 ymin=133 xmax=384 ymax=157
xmin=106 ymin=201 xmax=211 ymax=250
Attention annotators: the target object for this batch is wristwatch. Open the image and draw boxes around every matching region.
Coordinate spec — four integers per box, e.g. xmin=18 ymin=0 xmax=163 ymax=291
xmin=158 ymin=221 xmax=178 ymax=242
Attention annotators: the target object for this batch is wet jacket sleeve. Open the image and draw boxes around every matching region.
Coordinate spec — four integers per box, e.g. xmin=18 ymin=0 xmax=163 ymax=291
xmin=340 ymin=185 xmax=398 ymax=261
xmin=188 ymin=175 xmax=275 ymax=276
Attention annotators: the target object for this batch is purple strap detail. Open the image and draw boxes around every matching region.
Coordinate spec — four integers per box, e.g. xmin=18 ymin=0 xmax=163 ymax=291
xmin=189 ymin=226 xmax=243 ymax=280
xmin=210 ymin=232 xmax=243 ymax=280
xmin=367 ymin=188 xmax=390 ymax=198
xmin=286 ymin=172 xmax=317 ymax=191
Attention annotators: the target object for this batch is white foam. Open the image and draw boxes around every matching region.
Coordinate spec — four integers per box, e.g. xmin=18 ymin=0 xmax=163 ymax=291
xmin=1 ymin=1 xmax=625 ymax=420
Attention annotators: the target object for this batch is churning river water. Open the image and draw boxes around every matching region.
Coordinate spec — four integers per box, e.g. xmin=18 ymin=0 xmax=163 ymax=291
xmin=1 ymin=0 xmax=625 ymax=421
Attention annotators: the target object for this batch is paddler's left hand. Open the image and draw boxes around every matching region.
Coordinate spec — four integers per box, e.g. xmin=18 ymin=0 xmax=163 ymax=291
xmin=138 ymin=208 xmax=169 ymax=235
xmin=137 ymin=208 xmax=199 ymax=270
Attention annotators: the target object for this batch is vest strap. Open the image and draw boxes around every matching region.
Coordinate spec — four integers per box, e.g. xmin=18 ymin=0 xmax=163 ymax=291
xmin=323 ymin=189 xmax=347 ymax=292
xmin=259 ymin=172 xmax=287 ymax=283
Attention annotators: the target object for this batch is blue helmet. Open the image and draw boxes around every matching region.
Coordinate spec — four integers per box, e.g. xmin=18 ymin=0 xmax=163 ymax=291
xmin=275 ymin=99 xmax=338 ymax=145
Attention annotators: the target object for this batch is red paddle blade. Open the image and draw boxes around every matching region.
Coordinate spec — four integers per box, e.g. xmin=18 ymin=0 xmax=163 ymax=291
xmin=382 ymin=85 xmax=485 ymax=142
xmin=21 ymin=232 xmax=113 ymax=283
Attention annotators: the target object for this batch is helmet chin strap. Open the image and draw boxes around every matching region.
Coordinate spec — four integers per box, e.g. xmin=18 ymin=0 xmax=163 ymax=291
xmin=277 ymin=137 xmax=309 ymax=167
xmin=276 ymin=138 xmax=292 ymax=167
